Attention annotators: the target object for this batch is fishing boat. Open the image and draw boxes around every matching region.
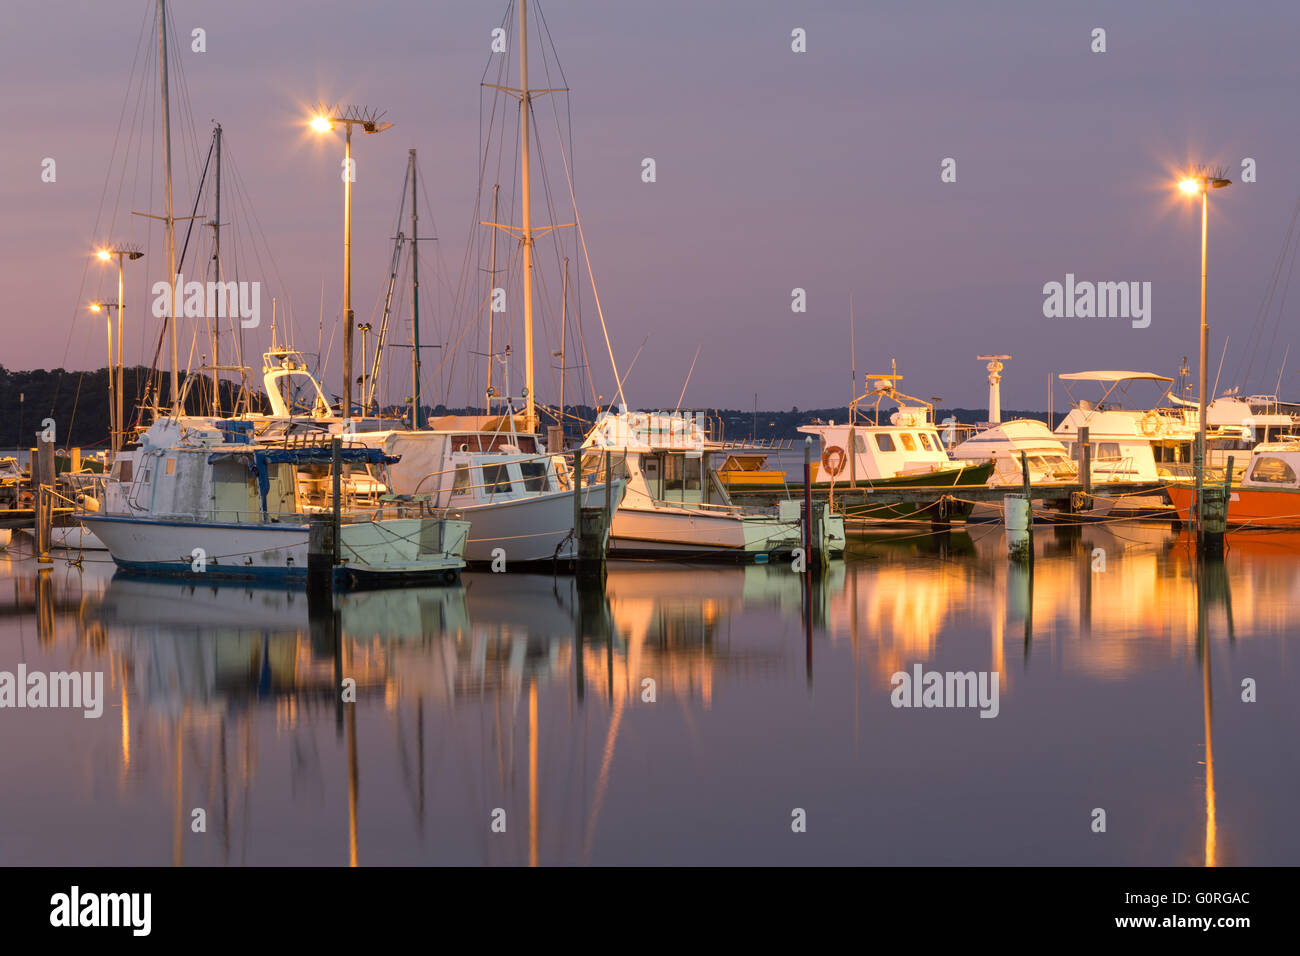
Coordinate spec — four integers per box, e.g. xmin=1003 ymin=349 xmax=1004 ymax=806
xmin=225 ymin=345 xmax=624 ymax=566
xmin=1168 ymin=440 xmax=1300 ymax=528
xmin=798 ymin=373 xmax=992 ymax=489
xmin=581 ymin=409 xmax=844 ymax=561
xmin=792 ymin=372 xmax=992 ymax=524
xmin=81 ymin=418 xmax=469 ymax=586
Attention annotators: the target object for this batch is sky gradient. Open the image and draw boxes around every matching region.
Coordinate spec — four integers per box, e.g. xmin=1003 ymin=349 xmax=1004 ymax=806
xmin=3 ymin=0 xmax=1300 ymax=412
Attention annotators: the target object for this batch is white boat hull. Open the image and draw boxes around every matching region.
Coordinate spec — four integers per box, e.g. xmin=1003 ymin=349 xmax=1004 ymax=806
xmin=51 ymin=523 xmax=108 ymax=551
xmin=458 ymin=481 xmax=618 ymax=564
xmin=82 ymin=513 xmax=469 ymax=585
xmin=608 ymin=506 xmax=807 ymax=559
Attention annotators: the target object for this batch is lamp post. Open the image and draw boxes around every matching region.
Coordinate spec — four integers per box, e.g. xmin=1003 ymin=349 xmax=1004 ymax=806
xmin=310 ymin=106 xmax=392 ymax=419
xmin=89 ymin=301 xmax=120 ymax=453
xmin=1177 ymin=170 xmax=1231 ymax=540
xmin=96 ymin=246 xmax=143 ymax=456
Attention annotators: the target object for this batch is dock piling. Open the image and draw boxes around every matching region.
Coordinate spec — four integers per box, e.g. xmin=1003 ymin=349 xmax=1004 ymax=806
xmin=1005 ymin=494 xmax=1032 ymax=563
xmin=330 ymin=438 xmax=342 ymax=570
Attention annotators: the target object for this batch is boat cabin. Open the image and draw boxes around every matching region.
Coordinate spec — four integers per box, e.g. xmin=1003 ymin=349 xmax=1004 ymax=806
xmin=1241 ymin=442 xmax=1300 ymax=489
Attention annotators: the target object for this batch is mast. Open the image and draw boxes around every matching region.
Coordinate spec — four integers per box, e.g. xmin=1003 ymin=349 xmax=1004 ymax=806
xmin=212 ymin=123 xmax=222 ymax=416
xmin=158 ymin=0 xmax=178 ymax=411
xmin=849 ymin=294 xmax=856 ymax=407
xmin=558 ymin=256 xmax=568 ymax=437
xmin=409 ymin=148 xmax=422 ymax=429
xmin=486 ymin=184 xmax=499 ymax=399
xmin=343 ymin=124 xmax=354 ymax=418
xmin=519 ymin=0 xmax=536 ymax=431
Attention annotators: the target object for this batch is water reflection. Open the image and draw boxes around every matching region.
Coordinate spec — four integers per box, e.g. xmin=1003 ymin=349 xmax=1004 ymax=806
xmin=1 ymin=525 xmax=1295 ymax=864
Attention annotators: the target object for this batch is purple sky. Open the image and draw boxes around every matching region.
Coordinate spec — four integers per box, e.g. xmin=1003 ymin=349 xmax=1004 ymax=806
xmin=4 ymin=0 xmax=1300 ymax=412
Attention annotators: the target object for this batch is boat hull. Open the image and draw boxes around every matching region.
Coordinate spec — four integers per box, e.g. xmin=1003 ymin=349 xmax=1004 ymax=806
xmin=459 ymin=481 xmax=619 ymax=565
xmin=81 ymin=514 xmax=469 ymax=585
xmin=608 ymin=506 xmax=840 ymax=561
xmin=1167 ymin=484 xmax=1300 ymax=529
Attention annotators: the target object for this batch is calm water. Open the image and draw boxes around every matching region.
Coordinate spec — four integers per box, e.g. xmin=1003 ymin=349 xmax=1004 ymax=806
xmin=0 ymin=522 xmax=1295 ymax=866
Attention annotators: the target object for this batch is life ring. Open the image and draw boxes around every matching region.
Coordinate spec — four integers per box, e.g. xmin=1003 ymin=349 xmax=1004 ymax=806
xmin=1141 ymin=412 xmax=1163 ymax=438
xmin=821 ymin=445 xmax=847 ymax=477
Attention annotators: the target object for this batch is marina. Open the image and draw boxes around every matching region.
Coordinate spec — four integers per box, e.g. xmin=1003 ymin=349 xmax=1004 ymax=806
xmin=0 ymin=0 xmax=1296 ymax=927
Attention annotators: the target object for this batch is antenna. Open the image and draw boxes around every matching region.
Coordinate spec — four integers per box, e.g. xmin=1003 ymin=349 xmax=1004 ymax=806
xmin=849 ymin=295 xmax=857 ymax=407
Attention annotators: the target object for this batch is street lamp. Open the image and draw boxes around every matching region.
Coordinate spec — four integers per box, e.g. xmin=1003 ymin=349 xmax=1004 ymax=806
xmin=1176 ymin=168 xmax=1231 ymax=539
xmin=308 ymin=104 xmax=393 ymax=419
xmin=89 ymin=301 xmax=120 ymax=452
xmin=94 ymin=244 xmax=144 ymax=456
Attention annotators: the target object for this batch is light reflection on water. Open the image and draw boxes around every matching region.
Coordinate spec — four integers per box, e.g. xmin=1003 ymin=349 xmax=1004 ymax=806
xmin=0 ymin=522 xmax=1295 ymax=866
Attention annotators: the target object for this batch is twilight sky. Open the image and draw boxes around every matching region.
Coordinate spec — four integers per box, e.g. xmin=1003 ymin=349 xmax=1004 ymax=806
xmin=3 ymin=0 xmax=1300 ymax=412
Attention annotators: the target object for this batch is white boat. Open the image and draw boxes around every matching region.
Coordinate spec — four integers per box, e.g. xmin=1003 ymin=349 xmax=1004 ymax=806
xmin=950 ymin=419 xmax=1077 ymax=486
xmin=228 ymin=347 xmax=624 ymax=566
xmin=796 ymin=373 xmax=994 ymax=489
xmin=582 ymin=408 xmax=843 ymax=560
xmin=342 ymin=420 xmax=624 ymax=565
xmin=83 ymin=418 xmax=469 ymax=587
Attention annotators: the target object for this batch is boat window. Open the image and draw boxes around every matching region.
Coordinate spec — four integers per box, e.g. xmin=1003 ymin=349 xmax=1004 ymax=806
xmin=165 ymin=458 xmax=176 ymax=476
xmin=683 ymin=455 xmax=702 ymax=492
xmin=899 ymin=433 xmax=918 ymax=452
xmin=663 ymin=454 xmax=684 ymax=496
xmin=853 ymin=434 xmax=866 ymax=453
xmin=875 ymin=434 xmax=895 ymax=452
xmin=113 ymin=459 xmax=133 ymax=482
xmin=643 ymin=454 xmax=663 ymax=499
xmin=482 ymin=463 xmax=513 ymax=497
xmin=451 ymin=465 xmax=471 ymax=497
xmin=918 ymin=433 xmax=934 ymax=451
xmin=1248 ymin=456 xmax=1298 ymax=485
xmin=1094 ymin=442 xmax=1121 ymax=460
xmin=519 ymin=460 xmax=549 ymax=492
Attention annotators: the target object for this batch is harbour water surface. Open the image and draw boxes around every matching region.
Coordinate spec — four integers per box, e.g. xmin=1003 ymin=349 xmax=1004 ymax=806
xmin=0 ymin=522 xmax=1295 ymax=866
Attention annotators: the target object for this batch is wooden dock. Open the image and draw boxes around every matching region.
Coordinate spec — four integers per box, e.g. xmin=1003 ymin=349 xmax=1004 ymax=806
xmin=728 ymin=481 xmax=1176 ymax=524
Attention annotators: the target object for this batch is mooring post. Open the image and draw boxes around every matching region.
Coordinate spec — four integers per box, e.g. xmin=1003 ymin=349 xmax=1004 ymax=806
xmin=35 ymin=434 xmax=55 ymax=565
xmin=603 ymin=450 xmax=612 ymax=538
xmin=573 ymin=448 xmax=583 ymax=567
xmin=37 ymin=485 xmax=52 ymax=565
xmin=308 ymin=513 xmax=335 ymax=593
xmin=331 ymin=437 xmax=342 ymax=570
xmin=1200 ymin=454 xmax=1231 ymax=559
xmin=1078 ymin=425 xmax=1091 ymax=504
xmin=1005 ymin=494 xmax=1031 ymax=563
xmin=803 ymin=436 xmax=813 ymax=560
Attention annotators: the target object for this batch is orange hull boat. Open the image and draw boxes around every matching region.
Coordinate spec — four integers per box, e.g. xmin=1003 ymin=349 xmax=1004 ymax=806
xmin=1167 ymin=484 xmax=1300 ymax=529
